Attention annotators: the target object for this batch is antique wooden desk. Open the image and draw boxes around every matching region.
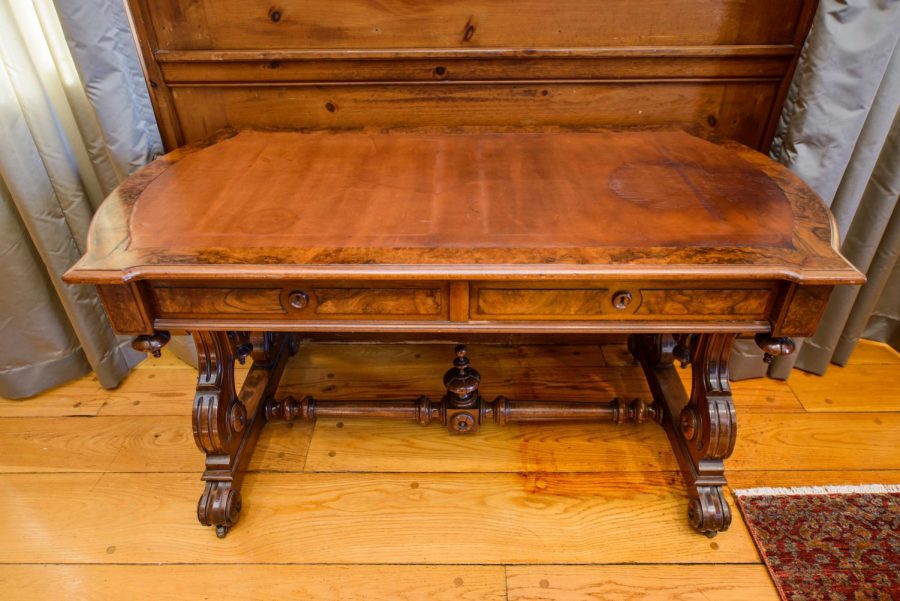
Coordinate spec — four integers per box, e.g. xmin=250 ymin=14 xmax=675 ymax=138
xmin=65 ymin=128 xmax=862 ymax=537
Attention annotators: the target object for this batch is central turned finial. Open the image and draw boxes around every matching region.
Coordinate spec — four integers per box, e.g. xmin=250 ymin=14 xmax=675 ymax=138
xmin=443 ymin=345 xmax=481 ymax=400
xmin=443 ymin=344 xmax=481 ymax=433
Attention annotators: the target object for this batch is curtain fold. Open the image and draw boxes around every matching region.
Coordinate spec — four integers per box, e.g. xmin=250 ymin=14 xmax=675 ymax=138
xmin=731 ymin=0 xmax=900 ymax=380
xmin=0 ymin=0 xmax=162 ymax=399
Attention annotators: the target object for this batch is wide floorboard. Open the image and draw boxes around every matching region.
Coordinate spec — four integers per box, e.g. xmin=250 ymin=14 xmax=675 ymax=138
xmin=0 ymin=340 xmax=897 ymax=599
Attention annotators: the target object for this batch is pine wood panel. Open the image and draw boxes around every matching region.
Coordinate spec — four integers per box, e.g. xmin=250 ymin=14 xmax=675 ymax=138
xmin=127 ymin=0 xmax=815 ymax=151
xmin=0 ymin=565 xmax=506 ymax=601
xmin=0 ymin=417 xmax=312 ymax=474
xmin=679 ymin=367 xmax=806 ymax=413
xmin=159 ymin=54 xmax=794 ymax=84
xmin=728 ymin=470 xmax=900 ymax=489
xmin=304 ymin=420 xmax=676 ymax=473
xmin=302 ymin=412 xmax=900 ymax=473
xmin=170 ymin=82 xmax=778 ymax=148
xmin=23 ymin=407 xmax=896 ymax=474
xmin=146 ymin=0 xmax=805 ymax=50
xmin=846 ymin=340 xmax=900 ymax=365
xmin=1 ymin=339 xmax=897 ymax=599
xmin=0 ymin=472 xmax=759 ymax=564
xmin=788 ymin=364 xmax=900 ymax=412
xmin=729 ymin=414 xmax=900 ymax=471
xmin=506 ymin=565 xmax=779 ymax=601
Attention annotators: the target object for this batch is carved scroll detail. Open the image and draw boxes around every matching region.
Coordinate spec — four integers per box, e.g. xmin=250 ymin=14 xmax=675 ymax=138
xmin=688 ymin=333 xmax=737 ymax=461
xmin=630 ymin=332 xmax=738 ymax=536
xmin=192 ymin=331 xmax=244 ymax=456
xmin=190 ymin=330 xmax=293 ymax=537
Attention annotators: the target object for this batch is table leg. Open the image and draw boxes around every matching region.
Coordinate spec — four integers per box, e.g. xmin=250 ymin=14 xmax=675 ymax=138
xmin=191 ymin=331 xmax=294 ymax=537
xmin=631 ymin=333 xmax=737 ymax=537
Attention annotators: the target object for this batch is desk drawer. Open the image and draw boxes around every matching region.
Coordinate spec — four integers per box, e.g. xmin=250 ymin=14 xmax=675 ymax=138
xmin=150 ymin=282 xmax=448 ymax=321
xmin=470 ymin=282 xmax=776 ymax=321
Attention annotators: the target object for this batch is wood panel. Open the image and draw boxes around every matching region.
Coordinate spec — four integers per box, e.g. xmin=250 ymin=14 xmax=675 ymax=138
xmin=788 ymin=364 xmax=900 ymax=412
xmin=303 ymin=412 xmax=900 ymax=474
xmin=773 ymin=284 xmax=834 ymax=336
xmin=636 ymin=288 xmax=772 ymax=317
xmin=153 ymin=286 xmax=285 ymax=314
xmin=475 ymin=288 xmax=609 ymax=318
xmin=0 ymin=417 xmax=311 ymax=474
xmin=314 ymin=287 xmax=443 ymax=317
xmin=0 ymin=472 xmax=760 ymax=564
xmin=169 ymin=82 xmax=779 ymax=148
xmin=506 ymin=565 xmax=779 ymax=601
xmin=145 ymin=0 xmax=806 ymax=50
xmin=158 ymin=53 xmax=795 ymax=84
xmin=128 ymin=0 xmax=817 ymax=151
xmin=2 ymin=339 xmax=898 ymax=599
xmin=729 ymin=470 xmax=900 ymax=489
xmin=0 ymin=565 xmax=506 ymax=601
xmin=96 ymin=285 xmax=151 ymax=334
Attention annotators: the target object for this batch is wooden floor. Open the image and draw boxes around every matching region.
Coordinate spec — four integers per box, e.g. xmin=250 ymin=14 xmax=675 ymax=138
xmin=0 ymin=339 xmax=898 ymax=600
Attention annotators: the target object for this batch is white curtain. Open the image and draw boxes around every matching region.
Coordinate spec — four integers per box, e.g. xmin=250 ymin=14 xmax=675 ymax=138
xmin=0 ymin=0 xmax=162 ymax=398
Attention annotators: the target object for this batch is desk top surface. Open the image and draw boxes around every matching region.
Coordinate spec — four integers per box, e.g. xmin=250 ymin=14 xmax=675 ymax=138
xmin=67 ymin=129 xmax=861 ymax=285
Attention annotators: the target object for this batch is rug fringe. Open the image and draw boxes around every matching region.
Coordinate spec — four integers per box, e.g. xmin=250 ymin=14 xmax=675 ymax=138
xmin=734 ymin=484 xmax=900 ymax=497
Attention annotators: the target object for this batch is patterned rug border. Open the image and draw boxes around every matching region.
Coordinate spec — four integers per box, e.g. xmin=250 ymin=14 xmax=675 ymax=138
xmin=734 ymin=484 xmax=900 ymax=497
xmin=733 ymin=484 xmax=900 ymax=601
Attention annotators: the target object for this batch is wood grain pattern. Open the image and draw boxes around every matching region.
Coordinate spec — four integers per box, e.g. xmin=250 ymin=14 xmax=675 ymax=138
xmin=729 ymin=413 xmax=900 ymax=471
xmin=314 ymin=287 xmax=443 ymax=317
xmin=787 ymin=364 xmax=900 ymax=412
xmin=125 ymin=0 xmax=816 ymax=150
xmin=2 ymin=340 xmax=898 ymax=598
xmin=153 ymin=286 xmax=285 ymax=314
xmin=96 ymin=285 xmax=151 ymax=334
xmin=729 ymin=470 xmax=900 ymax=489
xmin=475 ymin=288 xmax=609 ymax=318
xmin=158 ymin=53 xmax=794 ymax=84
xmin=169 ymin=83 xmax=779 ymax=147
xmin=65 ymin=130 xmax=861 ymax=289
xmin=145 ymin=0 xmax=806 ymax=51
xmin=0 ymin=417 xmax=312 ymax=474
xmin=773 ymin=284 xmax=834 ymax=336
xmin=0 ymin=565 xmax=506 ymax=601
xmin=846 ymin=340 xmax=900 ymax=365
xmin=636 ymin=288 xmax=772 ymax=317
xmin=0 ymin=471 xmax=760 ymax=564
xmin=506 ymin=565 xmax=779 ymax=601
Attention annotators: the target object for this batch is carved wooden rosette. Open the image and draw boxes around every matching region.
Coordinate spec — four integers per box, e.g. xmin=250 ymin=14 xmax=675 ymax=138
xmin=631 ymin=332 xmax=737 ymax=536
xmin=191 ymin=330 xmax=293 ymax=537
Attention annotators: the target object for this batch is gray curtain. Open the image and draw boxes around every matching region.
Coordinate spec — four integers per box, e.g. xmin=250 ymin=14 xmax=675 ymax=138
xmin=0 ymin=0 xmax=162 ymax=399
xmin=732 ymin=0 xmax=900 ymax=380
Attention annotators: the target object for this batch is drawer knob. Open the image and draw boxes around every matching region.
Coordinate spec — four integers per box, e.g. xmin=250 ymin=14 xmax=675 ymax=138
xmin=288 ymin=290 xmax=309 ymax=309
xmin=612 ymin=290 xmax=633 ymax=310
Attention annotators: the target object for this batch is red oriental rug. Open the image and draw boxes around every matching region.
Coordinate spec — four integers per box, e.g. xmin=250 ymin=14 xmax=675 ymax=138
xmin=734 ymin=485 xmax=900 ymax=601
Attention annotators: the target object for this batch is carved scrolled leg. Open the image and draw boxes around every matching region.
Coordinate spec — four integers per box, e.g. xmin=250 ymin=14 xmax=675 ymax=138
xmin=631 ymin=333 xmax=737 ymax=536
xmin=192 ymin=330 xmax=292 ymax=537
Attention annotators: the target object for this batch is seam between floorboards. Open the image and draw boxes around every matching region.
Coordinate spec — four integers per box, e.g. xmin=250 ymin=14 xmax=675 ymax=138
xmin=3 ymin=468 xmax=900 ymax=475
xmin=0 ymin=561 xmax=767 ymax=567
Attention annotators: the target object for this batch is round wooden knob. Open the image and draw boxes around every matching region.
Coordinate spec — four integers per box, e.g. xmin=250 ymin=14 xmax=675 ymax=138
xmin=288 ymin=291 xmax=309 ymax=309
xmin=612 ymin=290 xmax=633 ymax=310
